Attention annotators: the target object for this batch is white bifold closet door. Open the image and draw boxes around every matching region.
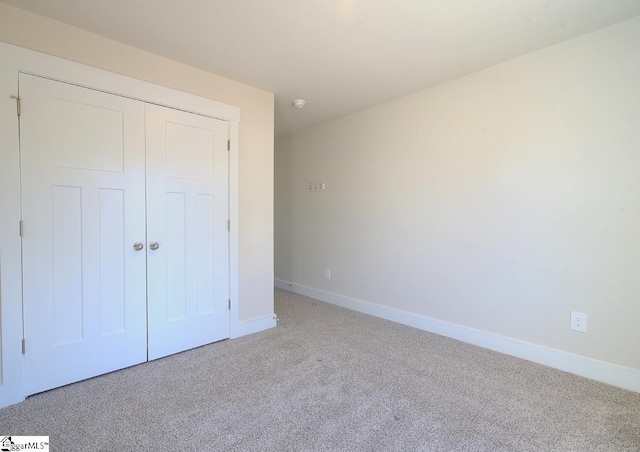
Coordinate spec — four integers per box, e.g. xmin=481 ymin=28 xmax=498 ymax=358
xmin=21 ymin=74 xmax=148 ymax=395
xmin=145 ymin=104 xmax=230 ymax=360
xmin=20 ymin=74 xmax=230 ymax=395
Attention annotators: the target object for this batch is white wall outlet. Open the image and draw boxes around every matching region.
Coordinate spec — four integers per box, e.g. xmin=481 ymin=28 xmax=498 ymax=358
xmin=324 ymin=268 xmax=331 ymax=280
xmin=308 ymin=181 xmax=326 ymax=191
xmin=570 ymin=311 xmax=587 ymax=332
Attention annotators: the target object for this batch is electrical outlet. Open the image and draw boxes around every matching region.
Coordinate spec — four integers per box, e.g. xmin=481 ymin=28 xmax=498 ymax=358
xmin=308 ymin=181 xmax=326 ymax=191
xmin=570 ymin=311 xmax=587 ymax=332
xmin=324 ymin=268 xmax=331 ymax=280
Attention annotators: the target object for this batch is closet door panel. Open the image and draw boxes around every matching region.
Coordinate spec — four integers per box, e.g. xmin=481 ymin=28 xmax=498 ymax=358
xmin=146 ymin=104 xmax=230 ymax=360
xmin=20 ymin=74 xmax=147 ymax=395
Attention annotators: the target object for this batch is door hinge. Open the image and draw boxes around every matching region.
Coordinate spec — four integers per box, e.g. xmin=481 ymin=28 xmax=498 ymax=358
xmin=19 ymin=220 xmax=23 ymax=237
xmin=227 ymin=140 xmax=230 ymax=151
xmin=228 ymin=219 xmax=230 ymax=231
xmin=11 ymin=94 xmax=21 ymax=116
xmin=22 ymin=338 xmax=26 ymax=354
xmin=228 ymin=299 xmax=231 ymax=310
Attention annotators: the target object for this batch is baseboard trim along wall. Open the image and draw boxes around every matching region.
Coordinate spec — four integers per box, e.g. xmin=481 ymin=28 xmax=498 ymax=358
xmin=275 ymin=279 xmax=640 ymax=393
xmin=231 ymin=313 xmax=277 ymax=339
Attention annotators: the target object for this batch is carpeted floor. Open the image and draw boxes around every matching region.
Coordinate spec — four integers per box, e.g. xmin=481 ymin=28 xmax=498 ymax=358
xmin=1 ymin=288 xmax=639 ymax=451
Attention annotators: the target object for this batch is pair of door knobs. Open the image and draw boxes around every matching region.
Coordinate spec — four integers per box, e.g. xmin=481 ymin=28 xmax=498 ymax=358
xmin=133 ymin=242 xmax=159 ymax=251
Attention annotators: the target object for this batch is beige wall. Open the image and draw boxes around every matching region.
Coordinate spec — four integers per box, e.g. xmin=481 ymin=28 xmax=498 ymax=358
xmin=0 ymin=3 xmax=274 ymax=322
xmin=276 ymin=17 xmax=640 ymax=371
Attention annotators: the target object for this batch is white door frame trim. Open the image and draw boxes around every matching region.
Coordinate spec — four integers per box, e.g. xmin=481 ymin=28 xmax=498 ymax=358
xmin=0 ymin=41 xmax=241 ymax=408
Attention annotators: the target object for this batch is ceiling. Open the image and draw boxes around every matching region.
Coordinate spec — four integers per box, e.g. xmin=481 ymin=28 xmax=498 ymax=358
xmin=3 ymin=1 xmax=640 ymax=138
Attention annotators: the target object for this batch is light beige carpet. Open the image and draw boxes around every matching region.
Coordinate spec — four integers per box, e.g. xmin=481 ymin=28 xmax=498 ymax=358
xmin=1 ymin=288 xmax=639 ymax=451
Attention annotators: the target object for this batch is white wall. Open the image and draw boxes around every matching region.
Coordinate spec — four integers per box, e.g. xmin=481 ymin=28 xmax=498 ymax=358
xmin=276 ymin=17 xmax=640 ymax=383
xmin=0 ymin=3 xmax=274 ymax=323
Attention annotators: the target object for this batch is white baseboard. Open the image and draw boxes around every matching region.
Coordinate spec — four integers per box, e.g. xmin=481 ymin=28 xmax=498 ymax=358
xmin=275 ymin=278 xmax=640 ymax=393
xmin=231 ymin=314 xmax=277 ymax=339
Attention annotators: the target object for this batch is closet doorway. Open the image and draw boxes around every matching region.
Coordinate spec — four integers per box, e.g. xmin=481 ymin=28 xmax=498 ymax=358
xmin=20 ymin=74 xmax=230 ymax=395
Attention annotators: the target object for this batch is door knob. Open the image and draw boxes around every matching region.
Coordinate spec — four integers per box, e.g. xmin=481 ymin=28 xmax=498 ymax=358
xmin=133 ymin=242 xmax=144 ymax=251
xmin=149 ymin=241 xmax=160 ymax=250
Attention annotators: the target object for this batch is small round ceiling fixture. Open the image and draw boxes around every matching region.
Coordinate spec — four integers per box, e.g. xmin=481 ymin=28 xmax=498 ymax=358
xmin=293 ymin=99 xmax=306 ymax=109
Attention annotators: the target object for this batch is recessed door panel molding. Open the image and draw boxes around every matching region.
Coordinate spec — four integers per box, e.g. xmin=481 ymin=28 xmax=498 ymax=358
xmin=99 ymin=188 xmax=127 ymax=336
xmin=146 ymin=103 xmax=230 ymax=360
xmin=196 ymin=194 xmax=216 ymax=315
xmin=166 ymin=192 xmax=188 ymax=321
xmin=165 ymin=122 xmax=215 ymax=181
xmin=52 ymin=98 xmax=125 ymax=172
xmin=51 ymin=185 xmax=84 ymax=346
xmin=20 ymin=74 xmax=148 ymax=395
